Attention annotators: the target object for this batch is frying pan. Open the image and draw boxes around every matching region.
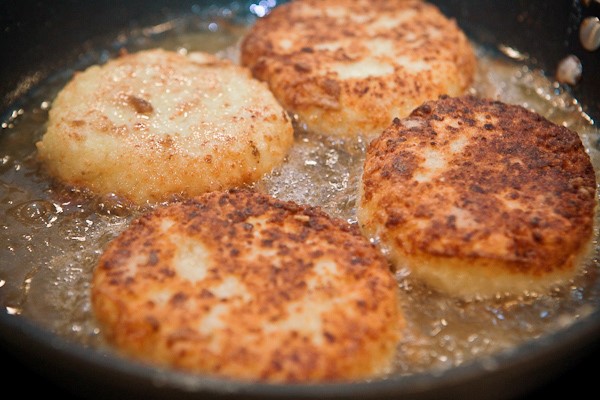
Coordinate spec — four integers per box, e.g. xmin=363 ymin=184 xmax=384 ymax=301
xmin=1 ymin=0 xmax=600 ymax=399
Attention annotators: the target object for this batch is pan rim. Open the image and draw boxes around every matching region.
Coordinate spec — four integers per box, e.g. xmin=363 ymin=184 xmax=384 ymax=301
xmin=2 ymin=307 xmax=599 ymax=398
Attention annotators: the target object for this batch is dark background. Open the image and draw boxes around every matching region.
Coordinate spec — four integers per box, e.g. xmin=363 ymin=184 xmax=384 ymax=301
xmin=1 ymin=343 xmax=599 ymax=399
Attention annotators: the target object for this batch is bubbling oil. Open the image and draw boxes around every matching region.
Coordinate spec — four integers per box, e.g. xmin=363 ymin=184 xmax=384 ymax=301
xmin=1 ymin=7 xmax=599 ymax=378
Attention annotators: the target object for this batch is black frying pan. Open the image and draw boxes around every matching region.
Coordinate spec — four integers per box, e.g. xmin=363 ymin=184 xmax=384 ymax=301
xmin=1 ymin=1 xmax=599 ymax=399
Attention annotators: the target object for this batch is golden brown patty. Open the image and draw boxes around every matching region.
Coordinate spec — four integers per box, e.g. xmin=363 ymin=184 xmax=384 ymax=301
xmin=240 ymin=0 xmax=476 ymax=139
xmin=91 ymin=189 xmax=402 ymax=382
xmin=36 ymin=49 xmax=293 ymax=205
xmin=357 ymin=95 xmax=597 ymax=299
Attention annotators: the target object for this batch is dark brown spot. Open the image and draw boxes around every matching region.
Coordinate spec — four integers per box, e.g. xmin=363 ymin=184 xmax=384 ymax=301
xmin=69 ymin=120 xmax=85 ymax=127
xmin=170 ymin=292 xmax=188 ymax=304
xmin=128 ymin=95 xmax=154 ymax=115
xmin=411 ymin=103 xmax=432 ymax=117
xmin=145 ymin=316 xmax=160 ymax=331
xmin=322 ymin=78 xmax=341 ymax=98
xmin=148 ymin=251 xmax=159 ymax=266
xmin=250 ymin=141 xmax=260 ymax=159
xmin=294 ymin=62 xmax=311 ymax=73
xmin=323 ymin=331 xmax=336 ymax=343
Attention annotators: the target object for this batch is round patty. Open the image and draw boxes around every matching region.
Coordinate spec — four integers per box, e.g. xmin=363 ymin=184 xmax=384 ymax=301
xmin=240 ymin=0 xmax=476 ymax=139
xmin=91 ymin=189 xmax=403 ymax=382
xmin=36 ymin=49 xmax=293 ymax=205
xmin=357 ymin=95 xmax=597 ymax=299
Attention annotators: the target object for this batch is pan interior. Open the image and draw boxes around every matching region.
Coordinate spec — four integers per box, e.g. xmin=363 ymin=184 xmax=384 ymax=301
xmin=1 ymin=0 xmax=599 ymax=389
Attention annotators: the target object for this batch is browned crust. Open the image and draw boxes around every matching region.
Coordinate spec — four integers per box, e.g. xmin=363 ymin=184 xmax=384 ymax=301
xmin=240 ymin=0 xmax=476 ymax=138
xmin=92 ymin=189 xmax=402 ymax=382
xmin=358 ymin=95 xmax=596 ymax=293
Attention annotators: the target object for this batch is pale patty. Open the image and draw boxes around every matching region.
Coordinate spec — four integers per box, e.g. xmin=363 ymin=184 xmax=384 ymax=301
xmin=36 ymin=49 xmax=293 ymax=205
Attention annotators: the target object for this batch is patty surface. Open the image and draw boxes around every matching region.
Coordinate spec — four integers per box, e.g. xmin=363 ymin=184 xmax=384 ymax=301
xmin=357 ymin=95 xmax=597 ymax=299
xmin=36 ymin=49 xmax=294 ymax=205
xmin=240 ymin=0 xmax=476 ymax=139
xmin=91 ymin=189 xmax=402 ymax=382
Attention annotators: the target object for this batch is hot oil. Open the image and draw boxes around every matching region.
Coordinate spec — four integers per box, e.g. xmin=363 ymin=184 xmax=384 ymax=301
xmin=1 ymin=9 xmax=599 ymax=377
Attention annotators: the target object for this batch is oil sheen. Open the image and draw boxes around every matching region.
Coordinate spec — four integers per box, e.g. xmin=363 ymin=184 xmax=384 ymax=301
xmin=1 ymin=6 xmax=599 ymax=378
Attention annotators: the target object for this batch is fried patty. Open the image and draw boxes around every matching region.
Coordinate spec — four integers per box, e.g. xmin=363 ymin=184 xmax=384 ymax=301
xmin=91 ymin=189 xmax=402 ymax=382
xmin=357 ymin=95 xmax=597 ymax=299
xmin=240 ymin=0 xmax=476 ymax=139
xmin=36 ymin=49 xmax=293 ymax=205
